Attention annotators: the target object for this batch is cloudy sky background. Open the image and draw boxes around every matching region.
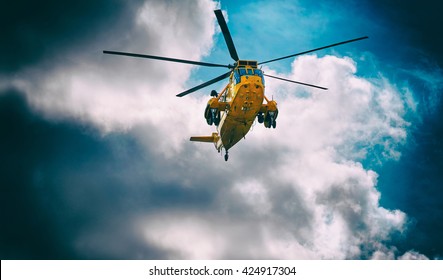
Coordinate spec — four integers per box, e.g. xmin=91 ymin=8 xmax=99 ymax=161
xmin=1 ymin=0 xmax=442 ymax=259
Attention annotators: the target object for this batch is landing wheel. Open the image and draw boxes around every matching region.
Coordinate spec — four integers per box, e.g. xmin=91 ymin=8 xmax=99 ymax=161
xmin=272 ymin=120 xmax=276 ymax=128
xmin=214 ymin=111 xmax=221 ymax=126
xmin=264 ymin=113 xmax=272 ymax=128
xmin=257 ymin=113 xmax=264 ymax=123
xmin=211 ymin=90 xmax=217 ymax=97
xmin=224 ymin=151 xmax=229 ymax=161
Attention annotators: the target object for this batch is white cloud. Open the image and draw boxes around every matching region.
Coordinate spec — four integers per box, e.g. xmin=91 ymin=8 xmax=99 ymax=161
xmin=397 ymin=250 xmax=429 ymax=260
xmin=258 ymin=55 xmax=409 ymax=161
xmin=3 ymin=1 xmax=425 ymax=259
xmin=135 ymin=54 xmax=415 ymax=259
xmin=140 ymin=212 xmax=228 ymax=259
xmin=10 ymin=0 xmax=218 ymax=138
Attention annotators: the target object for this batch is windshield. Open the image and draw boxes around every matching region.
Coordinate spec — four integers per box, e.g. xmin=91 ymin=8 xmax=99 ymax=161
xmin=234 ymin=68 xmax=265 ymax=85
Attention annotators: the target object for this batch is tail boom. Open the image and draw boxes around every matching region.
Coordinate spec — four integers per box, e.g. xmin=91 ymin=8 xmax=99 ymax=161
xmin=190 ymin=132 xmax=223 ymax=151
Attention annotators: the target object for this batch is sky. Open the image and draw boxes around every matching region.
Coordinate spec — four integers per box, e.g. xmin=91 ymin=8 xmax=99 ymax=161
xmin=1 ymin=0 xmax=442 ymax=259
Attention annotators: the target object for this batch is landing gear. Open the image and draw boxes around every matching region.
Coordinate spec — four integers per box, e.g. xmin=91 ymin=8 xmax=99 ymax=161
xmin=257 ymin=113 xmax=264 ymax=123
xmin=264 ymin=119 xmax=276 ymax=128
xmin=264 ymin=111 xmax=277 ymax=129
xmin=206 ymin=116 xmax=213 ymax=125
xmin=210 ymin=90 xmax=218 ymax=97
xmin=212 ymin=109 xmax=221 ymax=125
xmin=224 ymin=151 xmax=229 ymax=161
xmin=204 ymin=105 xmax=220 ymax=126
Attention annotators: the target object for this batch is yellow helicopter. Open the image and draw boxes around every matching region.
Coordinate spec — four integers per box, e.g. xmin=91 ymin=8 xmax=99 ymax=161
xmin=104 ymin=9 xmax=367 ymax=161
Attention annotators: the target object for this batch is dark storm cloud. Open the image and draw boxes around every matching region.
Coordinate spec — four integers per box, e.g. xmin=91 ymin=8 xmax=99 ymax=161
xmin=0 ymin=91 xmax=71 ymax=258
xmin=366 ymin=0 xmax=443 ymax=66
xmin=377 ymin=99 xmax=443 ymax=259
xmin=0 ymin=0 xmax=224 ymax=259
xmin=356 ymin=0 xmax=443 ymax=259
xmin=0 ymin=0 xmax=134 ymax=72
xmin=1 ymin=0 xmax=439 ymax=259
xmin=0 ymin=91 xmax=117 ymax=259
xmin=0 ymin=91 xmax=218 ymax=259
xmin=0 ymin=0 xmax=139 ymax=256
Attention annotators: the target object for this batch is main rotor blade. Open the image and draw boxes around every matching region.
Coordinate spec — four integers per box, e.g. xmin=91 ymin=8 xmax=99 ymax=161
xmin=177 ymin=71 xmax=232 ymax=97
xmin=214 ymin=9 xmax=239 ymax=61
xmin=263 ymin=73 xmax=328 ymax=90
xmin=259 ymin=36 xmax=369 ymax=65
xmin=103 ymin=50 xmax=230 ymax=68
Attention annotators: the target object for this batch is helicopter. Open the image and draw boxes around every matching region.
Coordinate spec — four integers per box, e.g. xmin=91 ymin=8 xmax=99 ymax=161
xmin=104 ymin=9 xmax=368 ymax=161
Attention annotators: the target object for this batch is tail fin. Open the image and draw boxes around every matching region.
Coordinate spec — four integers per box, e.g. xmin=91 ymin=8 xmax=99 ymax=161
xmin=190 ymin=132 xmax=219 ymax=143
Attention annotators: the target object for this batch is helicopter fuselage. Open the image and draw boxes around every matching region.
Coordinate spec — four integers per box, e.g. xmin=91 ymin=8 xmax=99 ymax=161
xmin=217 ymin=65 xmax=265 ymax=150
xmin=191 ymin=61 xmax=278 ymax=159
xmin=104 ymin=8 xmax=367 ymax=161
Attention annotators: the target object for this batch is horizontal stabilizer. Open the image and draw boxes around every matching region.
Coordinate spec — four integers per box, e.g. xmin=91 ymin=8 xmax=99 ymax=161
xmin=190 ymin=136 xmax=215 ymax=143
xmin=190 ymin=133 xmax=219 ymax=143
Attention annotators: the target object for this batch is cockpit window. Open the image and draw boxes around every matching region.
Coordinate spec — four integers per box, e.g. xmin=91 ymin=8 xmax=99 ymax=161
xmin=236 ymin=68 xmax=264 ymax=85
xmin=233 ymin=70 xmax=240 ymax=84
xmin=254 ymin=69 xmax=265 ymax=85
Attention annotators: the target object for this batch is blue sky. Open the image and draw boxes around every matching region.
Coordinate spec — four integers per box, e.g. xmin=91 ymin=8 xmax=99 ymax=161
xmin=1 ymin=0 xmax=442 ymax=259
